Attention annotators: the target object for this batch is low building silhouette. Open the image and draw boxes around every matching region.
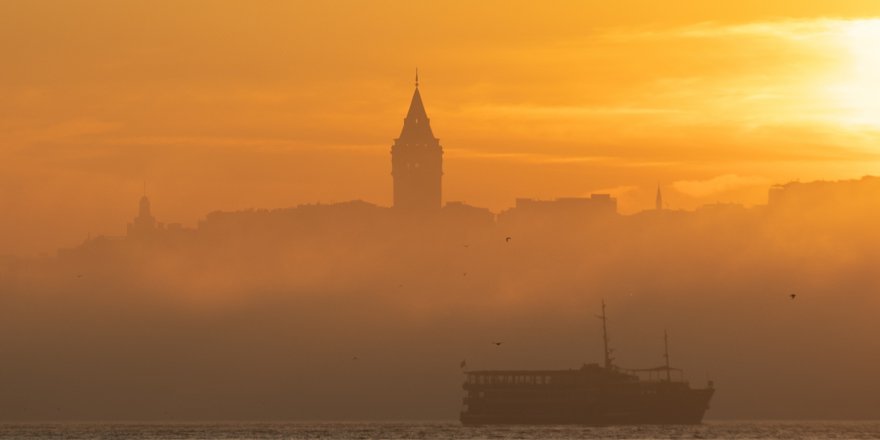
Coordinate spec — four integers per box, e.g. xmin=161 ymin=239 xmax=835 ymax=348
xmin=498 ymin=194 xmax=618 ymax=230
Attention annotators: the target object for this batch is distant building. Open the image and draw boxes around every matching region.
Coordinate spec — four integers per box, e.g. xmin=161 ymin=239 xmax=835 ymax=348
xmin=514 ymin=195 xmax=617 ymax=215
xmin=498 ymin=194 xmax=618 ymax=228
xmin=696 ymin=202 xmax=746 ymax=214
xmin=127 ymin=194 xmax=160 ymax=237
xmin=442 ymin=201 xmax=496 ymax=228
xmin=768 ymin=176 xmax=880 ymax=210
xmin=391 ymin=72 xmax=443 ymax=211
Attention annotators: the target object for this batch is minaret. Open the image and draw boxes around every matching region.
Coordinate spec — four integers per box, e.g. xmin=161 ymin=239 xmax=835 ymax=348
xmin=655 ymin=184 xmax=663 ymax=211
xmin=391 ymin=71 xmax=443 ymax=211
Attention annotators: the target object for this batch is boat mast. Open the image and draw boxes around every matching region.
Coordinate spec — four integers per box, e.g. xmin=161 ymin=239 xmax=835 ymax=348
xmin=601 ymin=299 xmax=613 ymax=369
xmin=663 ymin=329 xmax=671 ymax=382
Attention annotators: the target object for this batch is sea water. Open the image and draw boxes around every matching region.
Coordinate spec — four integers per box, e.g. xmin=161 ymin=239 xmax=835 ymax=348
xmin=1 ymin=421 xmax=879 ymax=439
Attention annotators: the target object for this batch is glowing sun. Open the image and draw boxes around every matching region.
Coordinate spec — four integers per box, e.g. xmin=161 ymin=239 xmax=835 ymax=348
xmin=829 ymin=19 xmax=880 ymax=128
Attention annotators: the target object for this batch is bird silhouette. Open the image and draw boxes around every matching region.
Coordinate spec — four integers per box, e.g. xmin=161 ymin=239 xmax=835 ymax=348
xmin=505 ymin=236 xmax=512 ymax=242
xmin=790 ymin=294 xmax=797 ymax=300
xmin=492 ymin=342 xmax=503 ymax=346
xmin=463 ymin=272 xmax=467 ymax=276
xmin=76 ymin=274 xmax=83 ymax=278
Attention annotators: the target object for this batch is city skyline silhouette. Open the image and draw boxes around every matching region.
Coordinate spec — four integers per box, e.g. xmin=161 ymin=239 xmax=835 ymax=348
xmin=27 ymin=74 xmax=877 ymax=256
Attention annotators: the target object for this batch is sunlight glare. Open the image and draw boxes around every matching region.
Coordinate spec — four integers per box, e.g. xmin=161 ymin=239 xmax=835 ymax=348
xmin=828 ymin=19 xmax=880 ymax=128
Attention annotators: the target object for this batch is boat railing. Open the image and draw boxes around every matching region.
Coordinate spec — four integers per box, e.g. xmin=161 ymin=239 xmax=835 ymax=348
xmin=618 ymin=366 xmax=686 ymax=383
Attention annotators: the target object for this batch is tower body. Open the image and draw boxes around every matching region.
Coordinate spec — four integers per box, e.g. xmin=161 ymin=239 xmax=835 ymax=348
xmin=391 ymin=84 xmax=443 ymax=210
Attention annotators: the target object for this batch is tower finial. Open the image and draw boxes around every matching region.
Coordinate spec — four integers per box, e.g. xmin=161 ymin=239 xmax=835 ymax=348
xmin=415 ymin=68 xmax=419 ymax=88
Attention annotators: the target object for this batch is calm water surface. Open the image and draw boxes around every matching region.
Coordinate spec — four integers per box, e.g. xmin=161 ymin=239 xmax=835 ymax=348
xmin=1 ymin=421 xmax=878 ymax=439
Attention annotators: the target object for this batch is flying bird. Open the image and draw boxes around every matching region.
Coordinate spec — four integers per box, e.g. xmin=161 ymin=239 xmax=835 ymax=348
xmin=505 ymin=236 xmax=512 ymax=242
xmin=460 ymin=359 xmax=467 ymax=369
xmin=790 ymin=294 xmax=797 ymax=300
xmin=492 ymin=342 xmax=503 ymax=347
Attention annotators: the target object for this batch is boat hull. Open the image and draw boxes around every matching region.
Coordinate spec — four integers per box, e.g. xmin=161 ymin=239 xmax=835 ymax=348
xmin=460 ymin=372 xmax=714 ymax=426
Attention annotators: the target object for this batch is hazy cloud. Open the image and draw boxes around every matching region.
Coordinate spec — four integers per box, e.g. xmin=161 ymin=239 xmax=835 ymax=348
xmin=672 ymin=174 xmax=772 ymax=198
xmin=591 ymin=185 xmax=640 ymax=197
xmin=602 ymin=18 xmax=854 ymax=42
xmin=445 ymin=148 xmax=611 ymax=165
xmin=461 ymin=104 xmax=684 ymax=120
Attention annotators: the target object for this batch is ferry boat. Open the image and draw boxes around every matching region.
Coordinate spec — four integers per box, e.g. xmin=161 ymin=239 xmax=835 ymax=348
xmin=460 ymin=301 xmax=714 ymax=425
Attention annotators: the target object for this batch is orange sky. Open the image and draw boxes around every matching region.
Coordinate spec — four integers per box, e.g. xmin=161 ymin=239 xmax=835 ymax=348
xmin=2 ymin=1 xmax=880 ymax=255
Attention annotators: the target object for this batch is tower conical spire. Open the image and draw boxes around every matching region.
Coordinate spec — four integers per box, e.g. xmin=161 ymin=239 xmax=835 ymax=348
xmin=415 ymin=68 xmax=419 ymax=88
xmin=399 ymin=77 xmax=434 ymax=140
